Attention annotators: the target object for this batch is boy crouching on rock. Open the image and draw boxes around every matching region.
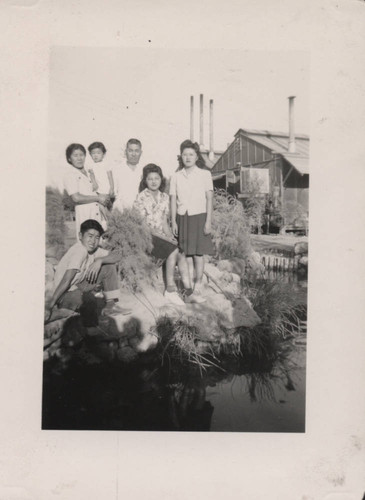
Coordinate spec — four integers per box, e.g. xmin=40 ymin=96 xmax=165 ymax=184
xmin=44 ymin=219 xmax=131 ymax=324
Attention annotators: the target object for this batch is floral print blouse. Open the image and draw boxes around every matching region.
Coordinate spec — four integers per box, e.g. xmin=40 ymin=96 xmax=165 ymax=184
xmin=134 ymin=188 xmax=170 ymax=234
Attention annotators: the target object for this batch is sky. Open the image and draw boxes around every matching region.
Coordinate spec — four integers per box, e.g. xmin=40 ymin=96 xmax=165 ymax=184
xmin=47 ymin=47 xmax=309 ymax=189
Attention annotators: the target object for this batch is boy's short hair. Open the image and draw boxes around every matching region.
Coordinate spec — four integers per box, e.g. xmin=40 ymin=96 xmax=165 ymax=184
xmin=88 ymin=142 xmax=107 ymax=154
xmin=80 ymin=219 xmax=104 ymax=236
xmin=65 ymin=143 xmax=86 ymax=164
xmin=126 ymin=138 xmax=142 ymax=149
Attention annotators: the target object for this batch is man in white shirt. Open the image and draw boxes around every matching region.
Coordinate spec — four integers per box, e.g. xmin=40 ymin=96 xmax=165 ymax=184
xmin=113 ymin=138 xmax=143 ymax=211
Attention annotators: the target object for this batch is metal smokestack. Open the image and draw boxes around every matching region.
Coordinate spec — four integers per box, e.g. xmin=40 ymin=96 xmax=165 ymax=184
xmin=200 ymin=94 xmax=204 ymax=148
xmin=190 ymin=96 xmax=194 ymax=141
xmin=209 ymin=99 xmax=214 ymax=161
xmin=288 ymin=96 xmax=296 ymax=153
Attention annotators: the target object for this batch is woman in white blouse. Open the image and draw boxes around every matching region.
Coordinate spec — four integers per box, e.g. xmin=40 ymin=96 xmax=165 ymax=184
xmin=63 ymin=143 xmax=110 ymax=238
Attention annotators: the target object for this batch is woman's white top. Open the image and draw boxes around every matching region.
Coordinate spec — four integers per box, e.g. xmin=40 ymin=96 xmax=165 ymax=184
xmin=169 ymin=166 xmax=213 ymax=216
xmin=64 ymin=166 xmax=104 ymax=236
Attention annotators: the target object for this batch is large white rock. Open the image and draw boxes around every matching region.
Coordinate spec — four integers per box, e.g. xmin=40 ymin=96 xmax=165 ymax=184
xmin=204 ymin=262 xmax=226 ymax=282
xmin=217 ymin=259 xmax=234 ymax=273
xmin=108 ymin=286 xmax=165 ymax=337
xmin=216 ymin=258 xmax=246 ymax=276
xmin=204 ymin=263 xmax=242 ymax=298
xmin=231 ymin=273 xmax=241 ymax=283
xmin=184 ymin=291 xmax=260 ymax=329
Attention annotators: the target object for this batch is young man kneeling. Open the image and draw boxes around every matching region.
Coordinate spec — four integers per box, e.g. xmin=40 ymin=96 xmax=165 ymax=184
xmin=45 ymin=219 xmax=131 ymax=323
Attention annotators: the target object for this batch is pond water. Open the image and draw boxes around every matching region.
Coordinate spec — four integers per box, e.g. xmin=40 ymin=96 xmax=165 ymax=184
xmin=206 ymin=347 xmax=306 ymax=432
xmin=42 ymin=277 xmax=307 ymax=433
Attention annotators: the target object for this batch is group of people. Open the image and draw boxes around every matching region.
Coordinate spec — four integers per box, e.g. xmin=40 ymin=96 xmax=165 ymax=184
xmin=45 ymin=138 xmax=215 ymax=323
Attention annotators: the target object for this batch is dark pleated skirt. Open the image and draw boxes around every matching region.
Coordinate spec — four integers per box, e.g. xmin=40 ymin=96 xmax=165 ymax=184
xmin=177 ymin=212 xmax=215 ymax=256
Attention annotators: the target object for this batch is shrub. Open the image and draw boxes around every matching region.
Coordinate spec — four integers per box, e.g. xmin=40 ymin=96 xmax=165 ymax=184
xmin=242 ymin=277 xmax=306 ymax=339
xmin=241 ymin=177 xmax=266 ymax=233
xmin=155 ymin=315 xmax=223 ymax=375
xmin=62 ymin=189 xmax=75 ymax=221
xmin=46 ymin=187 xmax=66 ymax=259
xmin=211 ymin=189 xmax=252 ymax=260
xmin=282 ymin=200 xmax=308 ymax=232
xmin=103 ymin=207 xmax=157 ymax=291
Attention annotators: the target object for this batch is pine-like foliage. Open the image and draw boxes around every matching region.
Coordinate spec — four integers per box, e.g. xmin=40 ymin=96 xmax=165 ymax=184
xmin=46 ymin=186 xmax=66 ymax=259
xmin=243 ymin=178 xmax=266 ymax=233
xmin=62 ymin=189 xmax=75 ymax=221
xmin=211 ymin=189 xmax=252 ymax=260
xmin=104 ymin=208 xmax=157 ymax=291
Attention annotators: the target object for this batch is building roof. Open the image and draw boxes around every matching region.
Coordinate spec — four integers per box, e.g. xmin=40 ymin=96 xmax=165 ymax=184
xmin=200 ymin=148 xmax=224 ymax=170
xmin=235 ymin=128 xmax=309 ymax=156
xmin=281 ymin=153 xmax=309 ymax=175
xmin=235 ymin=128 xmax=309 ymax=175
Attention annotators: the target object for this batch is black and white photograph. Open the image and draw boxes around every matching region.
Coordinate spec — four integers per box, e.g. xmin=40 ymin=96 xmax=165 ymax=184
xmin=2 ymin=1 xmax=365 ymax=498
xmin=43 ymin=47 xmax=309 ymax=432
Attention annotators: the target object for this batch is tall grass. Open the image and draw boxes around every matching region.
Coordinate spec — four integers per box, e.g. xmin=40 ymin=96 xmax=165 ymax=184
xmin=236 ymin=277 xmax=306 ymax=362
xmin=154 ymin=315 xmax=230 ymax=375
xmin=46 ymin=187 xmax=67 ymax=260
xmin=244 ymin=278 xmax=305 ymax=338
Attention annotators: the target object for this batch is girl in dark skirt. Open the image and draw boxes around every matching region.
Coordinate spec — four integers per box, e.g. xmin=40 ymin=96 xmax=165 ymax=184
xmin=134 ymin=163 xmax=192 ymax=306
xmin=169 ymin=140 xmax=215 ymax=303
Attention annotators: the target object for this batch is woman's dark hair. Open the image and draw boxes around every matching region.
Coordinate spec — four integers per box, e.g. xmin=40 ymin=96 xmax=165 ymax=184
xmin=139 ymin=163 xmax=166 ymax=192
xmin=80 ymin=219 xmax=104 ymax=236
xmin=88 ymin=142 xmax=107 ymax=154
xmin=177 ymin=139 xmax=209 ymax=171
xmin=65 ymin=143 xmax=86 ymax=164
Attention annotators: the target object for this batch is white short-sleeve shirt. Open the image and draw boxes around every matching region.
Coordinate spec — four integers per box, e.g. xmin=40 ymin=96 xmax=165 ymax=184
xmin=169 ymin=166 xmax=213 ymax=216
xmin=53 ymin=242 xmax=109 ymax=292
xmin=64 ymin=167 xmax=104 ymax=236
xmin=113 ymin=161 xmax=143 ymax=211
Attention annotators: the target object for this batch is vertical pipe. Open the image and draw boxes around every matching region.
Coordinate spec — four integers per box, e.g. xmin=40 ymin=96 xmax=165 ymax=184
xmin=288 ymin=96 xmax=296 ymax=153
xmin=209 ymin=99 xmax=214 ymax=160
xmin=200 ymin=93 xmax=204 ymax=148
xmin=190 ymin=96 xmax=194 ymax=141
xmin=279 ymin=157 xmax=284 ymax=225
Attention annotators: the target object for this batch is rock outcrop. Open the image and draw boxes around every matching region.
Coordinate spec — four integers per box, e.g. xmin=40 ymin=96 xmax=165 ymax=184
xmin=44 ymin=257 xmax=261 ymax=363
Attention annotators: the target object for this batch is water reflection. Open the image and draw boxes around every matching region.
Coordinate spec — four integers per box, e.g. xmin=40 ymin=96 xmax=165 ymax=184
xmin=42 ymin=332 xmax=305 ymax=432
